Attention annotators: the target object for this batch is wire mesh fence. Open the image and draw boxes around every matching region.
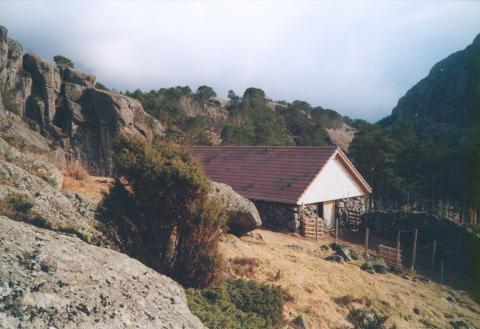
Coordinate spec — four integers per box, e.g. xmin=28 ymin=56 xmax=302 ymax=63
xmin=327 ymin=219 xmax=472 ymax=289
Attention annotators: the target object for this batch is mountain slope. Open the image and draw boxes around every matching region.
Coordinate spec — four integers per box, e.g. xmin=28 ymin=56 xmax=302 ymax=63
xmin=349 ymin=33 xmax=480 ymax=223
xmin=379 ymin=33 xmax=480 ymax=140
xmin=128 ymin=87 xmax=356 ymax=150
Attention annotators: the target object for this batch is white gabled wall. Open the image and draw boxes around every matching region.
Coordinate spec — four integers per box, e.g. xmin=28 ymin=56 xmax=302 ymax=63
xmin=297 ymin=154 xmax=366 ymax=205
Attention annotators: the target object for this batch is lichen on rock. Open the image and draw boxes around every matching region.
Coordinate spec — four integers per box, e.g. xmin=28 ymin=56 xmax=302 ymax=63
xmin=0 ymin=216 xmax=205 ymax=329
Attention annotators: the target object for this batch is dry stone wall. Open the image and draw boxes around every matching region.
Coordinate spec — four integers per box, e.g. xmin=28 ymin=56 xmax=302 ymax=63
xmin=254 ymin=201 xmax=300 ymax=232
xmin=254 ymin=196 xmax=369 ymax=235
xmin=336 ymin=195 xmax=368 ymax=215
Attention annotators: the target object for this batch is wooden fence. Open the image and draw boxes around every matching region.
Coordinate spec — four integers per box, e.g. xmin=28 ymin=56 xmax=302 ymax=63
xmin=377 ymin=244 xmax=402 ymax=269
xmin=303 ymin=218 xmax=320 ymax=240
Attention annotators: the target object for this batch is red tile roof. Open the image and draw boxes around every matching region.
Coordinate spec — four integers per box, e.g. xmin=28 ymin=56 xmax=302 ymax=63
xmin=188 ymin=146 xmax=339 ymax=204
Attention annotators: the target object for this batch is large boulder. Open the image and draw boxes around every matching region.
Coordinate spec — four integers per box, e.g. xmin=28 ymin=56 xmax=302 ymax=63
xmin=210 ymin=181 xmax=262 ymax=235
xmin=63 ymin=88 xmax=164 ymax=175
xmin=0 ymin=216 xmax=206 ymax=329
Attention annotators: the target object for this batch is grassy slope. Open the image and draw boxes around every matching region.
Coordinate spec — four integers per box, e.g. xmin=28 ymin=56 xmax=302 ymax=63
xmin=221 ymin=230 xmax=480 ymax=329
xmin=62 ymin=175 xmax=480 ymax=328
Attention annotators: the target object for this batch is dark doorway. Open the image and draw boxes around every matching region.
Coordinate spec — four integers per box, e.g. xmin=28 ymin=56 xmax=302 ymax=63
xmin=317 ymin=203 xmax=324 ymax=218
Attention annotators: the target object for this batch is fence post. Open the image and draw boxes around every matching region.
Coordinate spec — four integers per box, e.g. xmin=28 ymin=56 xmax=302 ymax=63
xmin=335 ymin=217 xmax=339 ymax=243
xmin=440 ymin=260 xmax=444 ymax=284
xmin=411 ymin=229 xmax=418 ymax=271
xmin=396 ymin=231 xmax=401 ymax=270
xmin=431 ymin=240 xmax=437 ymax=270
xmin=364 ymin=228 xmax=369 ymax=257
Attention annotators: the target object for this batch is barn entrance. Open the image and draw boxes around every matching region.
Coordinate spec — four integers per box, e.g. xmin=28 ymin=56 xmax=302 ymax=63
xmin=320 ymin=201 xmax=335 ymax=229
xmin=303 ymin=200 xmax=336 ymax=239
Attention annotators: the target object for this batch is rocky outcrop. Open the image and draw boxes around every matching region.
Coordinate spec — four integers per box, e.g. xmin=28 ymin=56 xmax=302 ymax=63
xmin=0 ymin=26 xmax=164 ymax=175
xmin=23 ymin=53 xmax=62 ymax=122
xmin=0 ymin=216 xmax=205 ymax=329
xmin=326 ymin=122 xmax=357 ymax=151
xmin=0 ymin=89 xmax=5 ymax=120
xmin=380 ymin=33 xmax=480 ymax=137
xmin=0 ymin=137 xmax=101 ymax=242
xmin=210 ymin=181 xmax=262 ymax=235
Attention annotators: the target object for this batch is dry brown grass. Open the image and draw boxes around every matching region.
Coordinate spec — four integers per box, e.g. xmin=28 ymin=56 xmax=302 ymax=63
xmin=220 ymin=229 xmax=480 ymax=329
xmin=65 ymin=162 xmax=89 ymax=181
xmin=62 ymin=169 xmax=113 ymax=203
xmin=229 ymin=257 xmax=260 ymax=278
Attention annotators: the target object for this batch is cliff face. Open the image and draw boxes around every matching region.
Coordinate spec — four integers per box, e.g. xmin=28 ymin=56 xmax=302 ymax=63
xmin=0 ymin=26 xmax=164 ymax=175
xmin=380 ymin=33 xmax=480 ymax=139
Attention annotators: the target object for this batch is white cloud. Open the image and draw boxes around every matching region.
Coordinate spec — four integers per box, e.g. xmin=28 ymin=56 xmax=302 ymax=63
xmin=0 ymin=0 xmax=479 ymax=121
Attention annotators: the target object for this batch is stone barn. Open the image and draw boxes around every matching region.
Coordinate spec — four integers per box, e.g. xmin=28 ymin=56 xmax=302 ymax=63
xmin=189 ymin=146 xmax=371 ymax=236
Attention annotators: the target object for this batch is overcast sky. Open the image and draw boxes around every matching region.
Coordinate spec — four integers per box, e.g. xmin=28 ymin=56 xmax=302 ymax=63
xmin=1 ymin=1 xmax=479 ymax=121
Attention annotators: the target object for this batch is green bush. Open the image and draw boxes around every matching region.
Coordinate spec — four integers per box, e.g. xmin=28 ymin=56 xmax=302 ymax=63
xmin=100 ymin=133 xmax=225 ymax=288
xmin=94 ymin=82 xmax=109 ymax=91
xmin=226 ymin=279 xmax=284 ymax=327
xmin=53 ymin=55 xmax=74 ymax=68
xmin=186 ymin=278 xmax=285 ymax=329
xmin=6 ymin=193 xmax=33 ymax=213
xmin=347 ymin=308 xmax=389 ymax=329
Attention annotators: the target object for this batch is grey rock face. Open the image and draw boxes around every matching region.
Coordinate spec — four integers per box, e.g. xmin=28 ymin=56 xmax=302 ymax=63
xmin=0 ymin=26 xmax=24 ymax=90
xmin=0 ymin=26 xmax=32 ymax=116
xmin=382 ymin=33 xmax=480 ymax=136
xmin=0 ymin=137 xmax=62 ymax=188
xmin=0 ymin=137 xmax=101 ymax=242
xmin=210 ymin=181 xmax=262 ymax=235
xmin=0 ymin=90 xmax=5 ymax=120
xmin=0 ymin=25 xmax=164 ymax=175
xmin=61 ymin=66 xmax=95 ymax=88
xmin=0 ymin=216 xmax=206 ymax=329
xmin=23 ymin=53 xmax=62 ymax=122
xmin=64 ymin=88 xmax=163 ymax=175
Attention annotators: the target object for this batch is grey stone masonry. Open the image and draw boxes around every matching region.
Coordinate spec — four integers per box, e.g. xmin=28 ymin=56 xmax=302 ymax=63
xmin=335 ymin=195 xmax=368 ymax=216
xmin=254 ymin=201 xmax=300 ymax=232
xmin=254 ymin=196 xmax=369 ymax=234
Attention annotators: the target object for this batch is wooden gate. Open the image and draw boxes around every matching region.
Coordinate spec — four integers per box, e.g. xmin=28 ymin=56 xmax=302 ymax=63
xmin=377 ymin=244 xmax=402 ymax=269
xmin=302 ymin=218 xmax=321 ymax=240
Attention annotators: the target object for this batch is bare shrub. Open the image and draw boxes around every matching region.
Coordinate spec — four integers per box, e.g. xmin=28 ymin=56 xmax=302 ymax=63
xmin=231 ymin=257 xmax=260 ymax=278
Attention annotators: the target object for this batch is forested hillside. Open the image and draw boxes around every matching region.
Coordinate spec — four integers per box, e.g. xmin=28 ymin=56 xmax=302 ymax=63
xmin=349 ymin=34 xmax=480 ymax=224
xmin=126 ymin=87 xmax=354 ymax=149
